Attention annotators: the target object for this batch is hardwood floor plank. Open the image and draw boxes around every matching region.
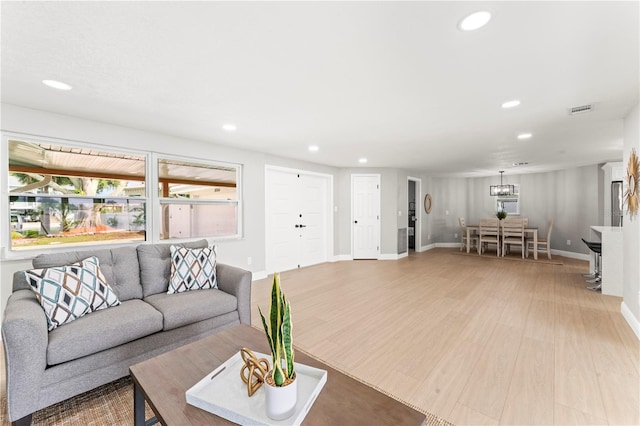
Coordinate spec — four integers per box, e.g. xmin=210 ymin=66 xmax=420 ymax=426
xmin=457 ymin=323 xmax=523 ymax=420
xmin=554 ymin=335 xmax=608 ymax=420
xmin=500 ymin=337 xmax=554 ymax=425
xmin=609 ymin=310 xmax=640 ymax=375
xmin=581 ymin=307 xmax=639 ymax=376
xmin=410 ymin=337 xmax=485 ymax=420
xmin=448 ymin=402 xmax=500 ymax=426
xmin=524 ymin=299 xmax=555 ymax=343
xmin=597 ymin=372 xmax=640 ymax=425
xmin=553 ymin=402 xmax=608 ymax=425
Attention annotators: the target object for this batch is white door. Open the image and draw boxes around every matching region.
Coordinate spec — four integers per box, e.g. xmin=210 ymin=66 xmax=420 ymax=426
xmin=298 ymin=174 xmax=327 ymax=268
xmin=266 ymin=170 xmax=299 ymax=273
xmin=266 ymin=168 xmax=330 ymax=272
xmin=352 ymin=174 xmax=380 ymax=259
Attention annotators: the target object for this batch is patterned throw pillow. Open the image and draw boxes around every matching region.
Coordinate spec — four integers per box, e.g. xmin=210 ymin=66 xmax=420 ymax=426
xmin=168 ymin=245 xmax=217 ymax=294
xmin=24 ymin=256 xmax=121 ymax=331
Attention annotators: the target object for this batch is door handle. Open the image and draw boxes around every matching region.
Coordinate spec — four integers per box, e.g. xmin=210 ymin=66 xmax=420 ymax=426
xmin=354 ymin=220 xmax=358 ymax=224
xmin=295 ymin=224 xmax=300 ymax=228
xmin=300 ymin=224 xmax=307 ymax=228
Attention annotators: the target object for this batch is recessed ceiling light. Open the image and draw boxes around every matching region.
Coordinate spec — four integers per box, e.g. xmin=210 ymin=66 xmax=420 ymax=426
xmin=517 ymin=133 xmax=533 ymax=140
xmin=501 ymin=100 xmax=521 ymax=109
xmin=458 ymin=11 xmax=491 ymax=31
xmin=42 ymin=79 xmax=72 ymax=90
xmin=358 ymin=158 xmax=368 ymax=164
xmin=222 ymin=124 xmax=237 ymax=132
xmin=308 ymin=145 xmax=319 ymax=152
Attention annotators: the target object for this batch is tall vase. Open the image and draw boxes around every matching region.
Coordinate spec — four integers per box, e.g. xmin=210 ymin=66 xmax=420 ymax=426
xmin=264 ymin=374 xmax=297 ymax=420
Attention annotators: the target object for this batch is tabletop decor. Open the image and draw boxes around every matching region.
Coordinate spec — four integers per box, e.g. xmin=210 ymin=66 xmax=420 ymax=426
xmin=258 ymin=273 xmax=297 ymax=420
xmin=626 ymin=148 xmax=639 ymax=217
xmin=496 ymin=210 xmax=507 ymax=220
xmin=239 ymin=348 xmax=269 ymax=397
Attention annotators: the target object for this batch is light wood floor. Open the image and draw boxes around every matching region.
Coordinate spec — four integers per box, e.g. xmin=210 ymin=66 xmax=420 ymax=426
xmin=251 ymin=248 xmax=640 ymax=426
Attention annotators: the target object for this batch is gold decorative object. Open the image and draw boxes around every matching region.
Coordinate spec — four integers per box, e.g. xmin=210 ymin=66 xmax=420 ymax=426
xmin=424 ymin=193 xmax=432 ymax=214
xmin=239 ymin=348 xmax=270 ymax=397
xmin=626 ymin=148 xmax=639 ymax=217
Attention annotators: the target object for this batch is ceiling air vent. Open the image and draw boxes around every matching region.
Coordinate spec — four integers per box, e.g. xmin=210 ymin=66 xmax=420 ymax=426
xmin=568 ymin=104 xmax=593 ymax=115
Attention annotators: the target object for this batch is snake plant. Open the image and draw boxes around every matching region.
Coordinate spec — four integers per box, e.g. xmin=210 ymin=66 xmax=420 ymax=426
xmin=258 ymin=273 xmax=295 ymax=386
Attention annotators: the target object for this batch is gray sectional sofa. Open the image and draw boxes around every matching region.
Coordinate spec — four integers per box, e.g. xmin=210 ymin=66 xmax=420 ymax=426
xmin=2 ymin=239 xmax=252 ymax=425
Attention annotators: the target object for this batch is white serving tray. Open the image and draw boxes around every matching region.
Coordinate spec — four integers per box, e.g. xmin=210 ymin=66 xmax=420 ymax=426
xmin=186 ymin=351 xmax=327 ymax=425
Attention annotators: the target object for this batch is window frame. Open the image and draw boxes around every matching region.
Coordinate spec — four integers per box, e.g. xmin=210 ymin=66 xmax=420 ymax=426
xmin=2 ymin=133 xmax=244 ymax=259
xmin=154 ymin=153 xmax=243 ymax=241
xmin=3 ymin=134 xmax=150 ymax=254
xmin=495 ymin=184 xmax=521 ymax=215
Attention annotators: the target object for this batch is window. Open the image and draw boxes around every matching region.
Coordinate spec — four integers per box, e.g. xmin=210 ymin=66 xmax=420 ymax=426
xmin=158 ymin=158 xmax=240 ymax=240
xmin=5 ymin=137 xmax=244 ymax=252
xmin=8 ymin=139 xmax=147 ymax=250
xmin=496 ymin=185 xmax=520 ymax=215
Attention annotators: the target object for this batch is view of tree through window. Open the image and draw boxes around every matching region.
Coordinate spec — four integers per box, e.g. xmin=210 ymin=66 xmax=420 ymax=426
xmin=8 ymin=140 xmax=146 ymax=250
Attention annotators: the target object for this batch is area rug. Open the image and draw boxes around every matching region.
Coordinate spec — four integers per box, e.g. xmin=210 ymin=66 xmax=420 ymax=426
xmin=0 ymin=377 xmax=154 ymax=426
xmin=453 ymin=249 xmax=564 ymax=265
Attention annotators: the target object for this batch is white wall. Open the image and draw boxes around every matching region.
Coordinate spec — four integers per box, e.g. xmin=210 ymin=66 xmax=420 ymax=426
xmin=622 ymin=104 xmax=640 ymax=338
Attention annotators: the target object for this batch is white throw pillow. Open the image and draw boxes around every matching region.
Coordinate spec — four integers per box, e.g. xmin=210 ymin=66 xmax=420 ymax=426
xmin=168 ymin=245 xmax=217 ymax=294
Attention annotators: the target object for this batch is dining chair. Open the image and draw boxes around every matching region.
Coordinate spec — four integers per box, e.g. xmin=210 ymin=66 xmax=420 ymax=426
xmin=459 ymin=217 xmax=478 ymax=252
xmin=527 ymin=219 xmax=554 ymax=259
xmin=478 ymin=218 xmax=500 ymax=256
xmin=502 ymin=218 xmax=525 ymax=258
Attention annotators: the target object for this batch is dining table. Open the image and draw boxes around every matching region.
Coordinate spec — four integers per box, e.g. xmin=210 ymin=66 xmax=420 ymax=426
xmin=465 ymin=223 xmax=538 ymax=259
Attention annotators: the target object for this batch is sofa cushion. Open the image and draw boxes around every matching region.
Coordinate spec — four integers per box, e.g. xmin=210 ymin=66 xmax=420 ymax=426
xmin=32 ymin=246 xmax=142 ymax=301
xmin=137 ymin=239 xmax=208 ymax=297
xmin=25 ymin=256 xmax=121 ymax=331
xmin=144 ymin=289 xmax=237 ymax=331
xmin=168 ymin=245 xmax=217 ymax=294
xmin=46 ymin=299 xmax=163 ymax=365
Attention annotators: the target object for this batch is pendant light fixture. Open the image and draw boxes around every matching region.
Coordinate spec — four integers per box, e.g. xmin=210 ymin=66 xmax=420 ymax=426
xmin=489 ymin=171 xmax=514 ymax=196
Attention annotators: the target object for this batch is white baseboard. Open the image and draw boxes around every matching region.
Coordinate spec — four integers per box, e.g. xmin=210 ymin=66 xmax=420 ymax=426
xmin=550 ymin=249 xmax=590 ymax=261
xmin=621 ymin=301 xmax=640 ymax=340
xmin=436 ymin=243 xmax=461 ymax=249
xmin=419 ymin=243 xmax=437 ymax=251
xmin=378 ymin=253 xmax=408 ymax=260
xmin=331 ymin=255 xmax=353 ymax=262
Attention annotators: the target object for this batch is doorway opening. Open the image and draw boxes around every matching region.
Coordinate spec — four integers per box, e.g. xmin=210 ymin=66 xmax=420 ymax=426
xmin=407 ymin=177 xmax=421 ymax=252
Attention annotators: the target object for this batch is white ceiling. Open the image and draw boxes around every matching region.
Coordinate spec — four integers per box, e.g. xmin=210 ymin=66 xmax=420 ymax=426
xmin=1 ymin=1 xmax=638 ymax=177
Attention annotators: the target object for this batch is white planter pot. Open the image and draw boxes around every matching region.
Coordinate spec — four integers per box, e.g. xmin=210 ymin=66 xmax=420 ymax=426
xmin=264 ymin=375 xmax=298 ymax=420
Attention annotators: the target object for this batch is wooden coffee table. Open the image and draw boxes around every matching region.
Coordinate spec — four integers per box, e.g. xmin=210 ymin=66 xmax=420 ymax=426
xmin=130 ymin=324 xmax=426 ymax=425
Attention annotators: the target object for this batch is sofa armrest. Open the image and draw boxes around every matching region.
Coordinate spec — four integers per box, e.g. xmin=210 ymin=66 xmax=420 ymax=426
xmin=2 ymin=290 xmax=48 ymax=422
xmin=216 ymin=264 xmax=252 ymax=325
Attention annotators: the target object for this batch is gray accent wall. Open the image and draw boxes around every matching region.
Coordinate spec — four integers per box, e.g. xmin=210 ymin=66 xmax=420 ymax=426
xmin=414 ymin=166 xmax=602 ymax=256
